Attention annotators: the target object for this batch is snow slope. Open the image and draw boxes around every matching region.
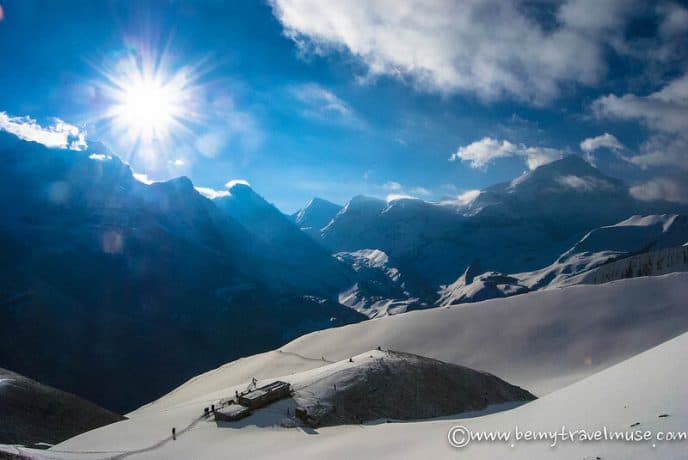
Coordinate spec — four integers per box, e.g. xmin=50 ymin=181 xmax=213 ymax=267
xmin=516 ymin=214 xmax=688 ymax=290
xmin=5 ymin=275 xmax=688 ymax=459
xmin=570 ymin=245 xmax=688 ymax=286
xmin=438 ymin=214 xmax=688 ymax=307
xmin=134 ymin=273 xmax=688 ymax=414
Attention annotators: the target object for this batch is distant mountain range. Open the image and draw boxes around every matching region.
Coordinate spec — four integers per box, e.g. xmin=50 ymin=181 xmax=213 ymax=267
xmin=1 ymin=130 xmax=686 ymax=415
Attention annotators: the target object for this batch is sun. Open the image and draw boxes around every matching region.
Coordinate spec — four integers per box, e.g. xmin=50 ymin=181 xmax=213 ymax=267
xmin=95 ymin=43 xmax=202 ymax=159
xmin=112 ymin=76 xmax=184 ymax=142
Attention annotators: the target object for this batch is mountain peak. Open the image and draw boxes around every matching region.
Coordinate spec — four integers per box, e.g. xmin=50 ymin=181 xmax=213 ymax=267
xmin=535 ymin=154 xmax=600 ymax=175
xmin=306 ymin=196 xmax=340 ymax=209
xmin=225 ymin=179 xmax=252 ymax=191
xmin=504 ymin=154 xmax=623 ymax=195
xmin=293 ymin=197 xmax=343 ymax=237
xmin=154 ymin=176 xmax=195 ymax=193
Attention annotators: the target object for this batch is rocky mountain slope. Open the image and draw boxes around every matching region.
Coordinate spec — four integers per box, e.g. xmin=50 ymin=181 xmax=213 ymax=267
xmin=291 ymin=197 xmax=342 ymax=239
xmin=0 ymin=368 xmax=124 ymax=447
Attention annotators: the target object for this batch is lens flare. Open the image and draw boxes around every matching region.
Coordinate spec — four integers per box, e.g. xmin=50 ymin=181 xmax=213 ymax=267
xmin=93 ymin=41 xmax=205 ymax=164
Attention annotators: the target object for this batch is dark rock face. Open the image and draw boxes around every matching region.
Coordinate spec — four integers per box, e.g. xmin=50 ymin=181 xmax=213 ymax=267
xmin=0 ymin=367 xmax=124 ymax=447
xmin=296 ymin=351 xmax=535 ymax=427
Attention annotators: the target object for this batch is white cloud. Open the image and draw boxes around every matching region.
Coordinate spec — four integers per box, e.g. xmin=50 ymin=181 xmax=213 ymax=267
xmin=593 ymin=73 xmax=688 ymax=171
xmin=89 ymin=153 xmax=112 ymax=161
xmin=195 ymin=186 xmax=230 ymax=199
xmin=270 ymin=0 xmax=639 ymax=103
xmin=450 ymin=137 xmax=562 ymax=170
xmin=171 ymin=159 xmax=185 ymax=166
xmin=383 ymin=181 xmax=403 ymax=192
xmin=380 ymin=181 xmax=432 ymax=201
xmin=290 ymin=83 xmax=362 ymax=127
xmin=132 ymin=172 xmax=154 ymax=185
xmin=592 ymin=73 xmax=688 ymax=134
xmin=455 ymin=189 xmax=481 ymax=205
xmin=410 ymin=186 xmax=431 ymax=197
xmin=630 ymin=177 xmax=688 ymax=204
xmin=224 ymin=179 xmax=251 ymax=189
xmin=580 ymin=133 xmax=624 ymax=153
xmin=386 ymin=193 xmax=417 ymax=202
xmin=556 ymin=175 xmax=614 ymax=192
xmin=580 ymin=132 xmax=625 ymax=165
xmin=0 ymin=111 xmax=87 ymax=150
xmin=658 ymin=2 xmax=688 ymax=38
xmin=291 ymin=83 xmax=352 ymax=117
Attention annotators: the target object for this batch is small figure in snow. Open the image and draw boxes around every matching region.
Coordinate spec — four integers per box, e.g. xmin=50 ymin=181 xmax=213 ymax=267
xmin=172 ymin=427 xmax=176 ymax=441
xmin=349 ymin=357 xmax=353 ymax=363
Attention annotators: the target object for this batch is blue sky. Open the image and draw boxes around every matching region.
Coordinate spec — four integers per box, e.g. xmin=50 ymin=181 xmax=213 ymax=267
xmin=1 ymin=0 xmax=687 ymax=212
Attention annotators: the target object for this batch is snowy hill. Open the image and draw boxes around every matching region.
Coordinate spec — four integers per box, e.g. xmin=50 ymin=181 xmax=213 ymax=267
xmin=291 ymin=197 xmax=342 ymax=239
xmin=0 ymin=368 xmax=124 ymax=447
xmin=288 ymin=350 xmax=534 ymax=427
xmin=5 ymin=273 xmax=687 ymax=459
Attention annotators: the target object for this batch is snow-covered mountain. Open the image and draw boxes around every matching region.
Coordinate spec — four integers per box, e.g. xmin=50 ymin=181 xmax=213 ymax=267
xmin=291 ymin=197 xmax=342 ymax=239
xmin=0 ymin=132 xmax=365 ymax=413
xmin=438 ymin=214 xmax=688 ymax=306
xmin=320 ymin=156 xmax=683 ymax=288
xmin=335 ymin=249 xmax=430 ymax=317
xmin=517 ymin=214 xmax=688 ymax=290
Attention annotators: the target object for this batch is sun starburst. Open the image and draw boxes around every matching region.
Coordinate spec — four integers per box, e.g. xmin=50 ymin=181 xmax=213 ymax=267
xmin=93 ymin=42 xmax=205 ymax=164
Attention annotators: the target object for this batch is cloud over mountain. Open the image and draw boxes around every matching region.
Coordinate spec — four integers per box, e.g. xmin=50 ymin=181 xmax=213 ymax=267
xmin=270 ymin=0 xmax=650 ymax=104
xmin=593 ymin=72 xmax=688 ymax=202
xmin=0 ymin=112 xmax=86 ymax=150
xmin=450 ymin=137 xmax=563 ymax=170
